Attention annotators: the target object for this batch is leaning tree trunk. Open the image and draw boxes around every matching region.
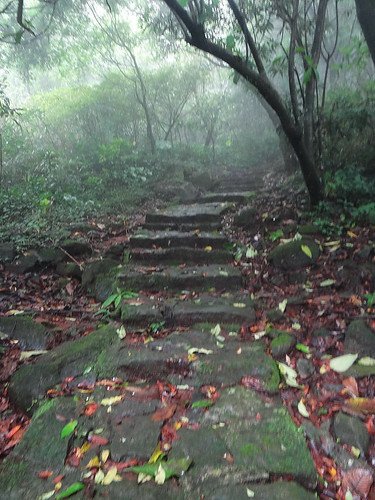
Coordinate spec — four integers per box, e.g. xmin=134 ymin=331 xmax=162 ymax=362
xmin=355 ymin=0 xmax=375 ymax=66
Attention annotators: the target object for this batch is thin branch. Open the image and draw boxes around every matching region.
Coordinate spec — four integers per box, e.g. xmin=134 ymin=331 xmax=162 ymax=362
xmin=17 ymin=0 xmax=36 ymax=35
xmin=227 ymin=0 xmax=266 ymax=74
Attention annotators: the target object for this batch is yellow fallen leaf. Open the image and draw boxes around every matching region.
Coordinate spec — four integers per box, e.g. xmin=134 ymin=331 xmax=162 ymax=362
xmin=100 ymin=396 xmax=123 ymax=406
xmin=86 ymin=456 xmax=100 ymax=469
xmin=204 ymin=246 xmax=213 ymax=252
xmin=102 ymin=467 xmax=118 ymax=485
xmin=101 ymin=449 xmax=110 ymax=464
xmin=233 ymin=303 xmax=246 ymax=308
xmin=347 ymin=231 xmax=357 ymax=238
xmin=148 ymin=444 xmax=163 ymax=464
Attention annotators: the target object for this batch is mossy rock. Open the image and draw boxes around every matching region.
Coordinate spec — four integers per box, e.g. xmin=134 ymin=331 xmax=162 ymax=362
xmin=0 ymin=315 xmax=49 ymax=350
xmin=8 ymin=326 xmax=120 ymax=413
xmin=234 ymin=206 xmax=257 ymax=229
xmin=56 ymin=261 xmax=82 ymax=279
xmin=270 ymin=331 xmax=296 ymax=359
xmin=82 ymin=258 xmax=119 ymax=300
xmin=61 ymin=238 xmax=92 ymax=256
xmin=268 ymin=238 xmax=320 ymax=270
xmin=0 ymin=398 xmax=79 ymax=498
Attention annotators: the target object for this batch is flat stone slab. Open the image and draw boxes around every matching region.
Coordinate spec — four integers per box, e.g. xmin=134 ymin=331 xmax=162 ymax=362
xmin=129 ymin=247 xmax=232 ymax=265
xmin=121 ymin=294 xmax=255 ymax=328
xmin=198 ymin=192 xmax=255 ymax=204
xmin=171 ymin=387 xmax=316 ymax=491
xmin=130 ymin=230 xmax=227 ymax=249
xmin=8 ymin=327 xmax=278 ymax=413
xmin=145 ymin=203 xmax=232 ymax=224
xmin=142 ymin=221 xmax=222 ymax=232
xmin=118 ymin=265 xmax=242 ymax=292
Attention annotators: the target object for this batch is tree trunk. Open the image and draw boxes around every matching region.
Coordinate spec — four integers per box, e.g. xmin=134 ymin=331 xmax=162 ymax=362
xmin=355 ymin=0 xmax=375 ymax=66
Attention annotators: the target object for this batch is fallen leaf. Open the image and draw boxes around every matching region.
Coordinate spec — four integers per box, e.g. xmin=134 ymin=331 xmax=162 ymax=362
xmin=83 ymin=402 xmax=99 ymax=416
xmin=151 ymin=404 xmax=177 ymax=421
xmin=358 ymin=357 xmax=375 ymax=366
xmin=155 ymin=464 xmax=166 ymax=485
xmin=330 ymin=354 xmax=358 ymax=373
xmin=278 ymin=362 xmax=302 ymax=388
xmin=102 ymin=466 xmax=118 ymax=485
xmin=191 ymin=399 xmax=214 ymax=409
xmin=20 ymin=350 xmax=48 ymax=360
xmin=233 ymin=303 xmax=246 ymax=308
xmin=298 ymin=399 xmax=310 ymax=418
xmin=86 ymin=456 xmax=100 ymax=469
xmin=116 ymin=325 xmax=126 ymax=339
xmin=89 ymin=434 xmax=109 ymax=446
xmin=37 ymin=470 xmax=54 ymax=480
xmin=320 ymin=279 xmax=336 ymax=287
xmin=55 ymin=482 xmax=85 ymax=499
xmin=100 ymin=395 xmax=123 ymax=406
xmin=345 ymin=398 xmax=375 ymax=415
xmin=341 ymin=468 xmax=373 ymax=498
xmin=278 ymin=299 xmax=288 ymax=313
xmin=204 ymin=246 xmax=213 ymax=252
xmin=60 ymin=420 xmax=78 ymax=439
xmin=301 ymin=244 xmax=312 ymax=259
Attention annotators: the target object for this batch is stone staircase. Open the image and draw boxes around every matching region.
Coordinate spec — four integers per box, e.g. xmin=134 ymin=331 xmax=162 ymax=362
xmin=120 ymin=196 xmax=253 ymax=330
xmin=0 ymin=179 xmax=318 ymax=499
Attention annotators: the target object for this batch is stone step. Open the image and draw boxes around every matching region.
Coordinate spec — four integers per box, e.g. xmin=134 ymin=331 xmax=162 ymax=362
xmin=145 ymin=202 xmax=232 ymax=225
xmin=129 ymin=247 xmax=232 ymax=265
xmin=121 ymin=294 xmax=255 ymax=327
xmin=197 ymin=192 xmax=256 ymax=204
xmin=129 ymin=230 xmax=227 ymax=250
xmin=117 ymin=264 xmax=242 ymax=292
xmin=142 ymin=221 xmax=222 ymax=232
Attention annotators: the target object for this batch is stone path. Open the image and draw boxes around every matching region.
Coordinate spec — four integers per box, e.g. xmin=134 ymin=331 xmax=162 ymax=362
xmin=0 ymin=188 xmax=317 ymax=498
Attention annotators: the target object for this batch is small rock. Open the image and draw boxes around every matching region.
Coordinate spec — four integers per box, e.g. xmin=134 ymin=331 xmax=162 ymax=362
xmin=333 ymin=412 xmax=369 ymax=456
xmin=11 ymin=253 xmax=39 ymax=273
xmin=0 ymin=242 xmax=16 ymax=263
xmin=233 ymin=206 xmax=257 ymax=230
xmin=297 ymin=358 xmax=315 ymax=379
xmin=344 ymin=319 xmax=375 ymax=358
xmin=298 ymin=224 xmax=319 ymax=235
xmin=36 ymin=247 xmax=64 ymax=266
xmin=56 ymin=262 xmax=82 ymax=280
xmin=0 ymin=315 xmax=49 ymax=350
xmin=269 ymin=238 xmax=320 ymax=270
xmin=270 ymin=331 xmax=296 ymax=359
xmin=266 ymin=308 xmax=284 ymax=322
xmin=61 ymin=239 xmax=92 ymax=256
xmin=82 ymin=258 xmax=118 ymax=291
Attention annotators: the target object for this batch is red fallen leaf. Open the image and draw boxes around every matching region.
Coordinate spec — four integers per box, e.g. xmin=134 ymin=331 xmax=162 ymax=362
xmin=6 ymin=424 xmax=21 ymax=439
xmin=83 ymin=402 xmax=99 ymax=417
xmin=96 ymin=378 xmax=123 ymax=387
xmin=89 ymin=434 xmax=109 ymax=446
xmin=112 ymin=459 xmax=139 ymax=471
xmin=366 ymin=416 xmax=375 ymax=435
xmin=3 ymin=426 xmax=26 ymax=451
xmin=53 ymin=474 xmax=65 ymax=484
xmin=341 ymin=468 xmax=373 ymax=498
xmin=223 ymin=452 xmax=234 ymax=464
xmin=65 ymin=448 xmax=82 ymax=468
xmin=342 ymin=377 xmax=359 ymax=397
xmin=151 ymin=404 xmax=177 ymax=422
xmin=161 ymin=423 xmax=177 ymax=444
xmin=37 ymin=470 xmax=53 ymax=479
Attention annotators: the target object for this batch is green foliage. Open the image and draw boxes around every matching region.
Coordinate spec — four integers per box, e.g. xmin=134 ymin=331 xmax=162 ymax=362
xmin=322 ymin=83 xmax=375 ymax=176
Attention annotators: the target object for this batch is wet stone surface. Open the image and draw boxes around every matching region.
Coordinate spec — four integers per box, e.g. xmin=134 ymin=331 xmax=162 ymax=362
xmin=3 ymin=191 xmax=320 ymax=499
